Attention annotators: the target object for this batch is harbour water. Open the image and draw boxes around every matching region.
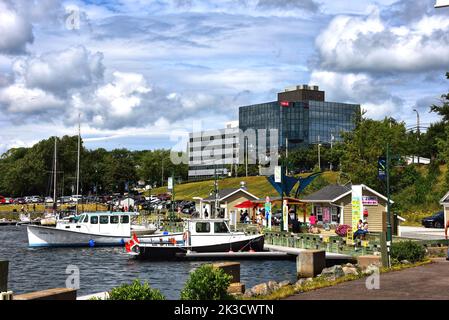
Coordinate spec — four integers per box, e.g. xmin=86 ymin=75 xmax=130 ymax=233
xmin=0 ymin=226 xmax=297 ymax=299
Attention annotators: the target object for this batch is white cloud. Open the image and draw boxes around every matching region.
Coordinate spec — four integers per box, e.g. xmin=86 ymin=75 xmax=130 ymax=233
xmin=316 ymin=7 xmax=449 ymax=73
xmin=95 ymin=71 xmax=151 ymax=116
xmin=14 ymin=46 xmax=104 ymax=96
xmin=0 ymin=1 xmax=34 ymax=55
xmin=0 ymin=83 xmax=64 ymax=113
xmin=310 ymin=70 xmax=405 ymax=119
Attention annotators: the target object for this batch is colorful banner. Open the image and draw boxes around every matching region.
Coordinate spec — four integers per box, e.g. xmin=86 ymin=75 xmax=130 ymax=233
xmin=264 ymin=196 xmax=272 ymax=230
xmin=283 ymin=200 xmax=288 ymax=232
xmin=351 ymin=185 xmax=363 ymax=235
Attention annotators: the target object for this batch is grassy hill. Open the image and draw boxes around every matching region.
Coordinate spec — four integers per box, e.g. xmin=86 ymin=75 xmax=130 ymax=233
xmin=148 ymin=171 xmax=339 ymax=200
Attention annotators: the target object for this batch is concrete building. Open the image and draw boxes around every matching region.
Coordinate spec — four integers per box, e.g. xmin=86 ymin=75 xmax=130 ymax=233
xmin=188 ymin=121 xmax=239 ymax=181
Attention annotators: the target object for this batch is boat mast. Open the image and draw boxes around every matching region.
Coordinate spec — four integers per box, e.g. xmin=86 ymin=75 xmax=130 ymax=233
xmin=53 ymin=137 xmax=57 ymax=213
xmin=76 ymin=113 xmax=81 ymax=214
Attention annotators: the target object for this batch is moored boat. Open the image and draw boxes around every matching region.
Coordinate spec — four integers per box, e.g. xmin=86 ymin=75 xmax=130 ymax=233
xmin=27 ymin=211 xmax=181 ymax=247
xmin=130 ymin=218 xmax=264 ymax=260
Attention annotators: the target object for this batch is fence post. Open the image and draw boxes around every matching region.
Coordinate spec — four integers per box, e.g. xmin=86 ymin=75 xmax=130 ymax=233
xmin=0 ymin=260 xmax=8 ymax=292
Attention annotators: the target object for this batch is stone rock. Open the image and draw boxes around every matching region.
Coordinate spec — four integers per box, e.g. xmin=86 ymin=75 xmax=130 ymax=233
xmin=267 ymin=281 xmax=279 ymax=292
xmin=250 ymin=283 xmax=269 ymax=296
xmin=295 ymin=278 xmax=306 ymax=288
xmin=364 ymin=264 xmax=380 ymax=275
xmin=400 ymin=260 xmax=411 ymax=265
xmin=345 ymin=263 xmax=355 ymax=268
xmin=342 ymin=266 xmax=359 ymax=276
xmin=278 ymin=280 xmax=291 ymax=288
xmin=243 ymin=290 xmax=253 ymax=298
xmin=320 ymin=265 xmax=345 ymax=279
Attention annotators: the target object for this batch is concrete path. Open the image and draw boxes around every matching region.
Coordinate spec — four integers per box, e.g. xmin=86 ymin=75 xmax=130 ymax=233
xmin=285 ymin=259 xmax=449 ymax=300
xmin=399 ymin=226 xmax=445 ymax=240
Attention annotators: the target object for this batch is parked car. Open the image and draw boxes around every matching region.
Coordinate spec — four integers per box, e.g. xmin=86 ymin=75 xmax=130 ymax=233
xmin=26 ymin=195 xmax=42 ymax=203
xmin=45 ymin=197 xmax=54 ymax=203
xmin=4 ymin=197 xmax=14 ymax=204
xmin=15 ymin=197 xmax=26 ymax=204
xmin=0 ymin=196 xmax=5 ymax=204
xmin=422 ymin=211 xmax=445 ymax=228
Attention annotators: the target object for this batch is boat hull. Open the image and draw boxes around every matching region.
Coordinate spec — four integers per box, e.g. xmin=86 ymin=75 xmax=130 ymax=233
xmin=136 ymin=235 xmax=265 ymax=260
xmin=27 ymin=225 xmax=182 ymax=248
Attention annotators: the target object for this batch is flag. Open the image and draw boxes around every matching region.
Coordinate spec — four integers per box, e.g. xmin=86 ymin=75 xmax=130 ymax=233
xmin=125 ymin=233 xmax=140 ymax=253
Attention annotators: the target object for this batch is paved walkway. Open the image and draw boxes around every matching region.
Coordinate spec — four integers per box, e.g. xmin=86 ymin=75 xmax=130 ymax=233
xmin=286 ymin=259 xmax=449 ymax=300
xmin=400 ymin=226 xmax=445 ymax=240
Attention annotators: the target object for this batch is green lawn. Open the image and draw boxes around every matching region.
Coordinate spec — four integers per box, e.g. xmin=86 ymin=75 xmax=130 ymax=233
xmin=148 ymin=172 xmax=339 ymax=200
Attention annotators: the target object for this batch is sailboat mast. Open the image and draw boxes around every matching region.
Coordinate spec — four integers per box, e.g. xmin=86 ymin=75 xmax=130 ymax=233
xmin=53 ymin=137 xmax=57 ymax=212
xmin=76 ymin=113 xmax=80 ymax=195
xmin=76 ymin=113 xmax=81 ymax=214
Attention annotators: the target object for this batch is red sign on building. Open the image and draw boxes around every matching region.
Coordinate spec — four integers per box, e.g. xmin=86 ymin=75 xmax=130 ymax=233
xmin=280 ymin=101 xmax=290 ymax=107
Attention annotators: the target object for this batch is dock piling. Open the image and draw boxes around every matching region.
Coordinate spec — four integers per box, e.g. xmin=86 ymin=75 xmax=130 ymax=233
xmin=0 ymin=260 xmax=8 ymax=292
xmin=296 ymin=250 xmax=326 ymax=278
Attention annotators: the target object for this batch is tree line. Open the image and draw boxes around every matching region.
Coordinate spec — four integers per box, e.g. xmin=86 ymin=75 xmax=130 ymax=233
xmin=0 ymin=137 xmax=188 ymax=197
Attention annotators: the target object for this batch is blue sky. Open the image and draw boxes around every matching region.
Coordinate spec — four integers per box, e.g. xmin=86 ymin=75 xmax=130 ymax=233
xmin=0 ymin=0 xmax=448 ymax=153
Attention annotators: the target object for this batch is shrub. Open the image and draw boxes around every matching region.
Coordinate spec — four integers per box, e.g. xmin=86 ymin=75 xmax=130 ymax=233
xmin=108 ymin=279 xmax=165 ymax=300
xmin=180 ymin=264 xmax=233 ymax=300
xmin=335 ymin=224 xmax=351 ymax=237
xmin=390 ymin=240 xmax=426 ymax=264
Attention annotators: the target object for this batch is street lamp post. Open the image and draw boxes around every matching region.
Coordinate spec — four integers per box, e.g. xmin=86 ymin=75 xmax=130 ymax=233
xmin=413 ymin=109 xmax=420 ymax=164
xmin=317 ymin=136 xmax=321 ymax=171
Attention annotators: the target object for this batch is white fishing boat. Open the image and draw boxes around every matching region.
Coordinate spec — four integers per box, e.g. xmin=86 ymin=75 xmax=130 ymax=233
xmin=130 ymin=218 xmax=264 ymax=260
xmin=27 ymin=211 xmax=181 ymax=247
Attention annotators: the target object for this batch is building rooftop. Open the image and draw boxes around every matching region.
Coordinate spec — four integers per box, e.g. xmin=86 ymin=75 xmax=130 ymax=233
xmin=301 ymin=184 xmax=351 ymax=202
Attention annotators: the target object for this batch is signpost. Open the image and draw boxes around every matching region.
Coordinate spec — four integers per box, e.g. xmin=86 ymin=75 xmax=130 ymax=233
xmin=274 ymin=166 xmax=282 ymax=183
xmin=351 ymin=185 xmax=363 ymax=238
xmin=282 ymin=200 xmax=289 ymax=232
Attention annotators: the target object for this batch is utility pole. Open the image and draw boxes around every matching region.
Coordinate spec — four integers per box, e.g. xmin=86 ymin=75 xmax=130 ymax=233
xmin=413 ymin=109 xmax=420 ymax=165
xmin=214 ymin=163 xmax=219 ymax=219
xmin=245 ymin=137 xmax=248 ymax=177
xmin=285 ymin=138 xmax=288 ymax=175
xmin=386 ymin=142 xmax=392 ymax=267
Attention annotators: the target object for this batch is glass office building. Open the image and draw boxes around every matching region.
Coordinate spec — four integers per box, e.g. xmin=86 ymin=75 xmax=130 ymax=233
xmin=239 ymin=86 xmax=360 ymax=148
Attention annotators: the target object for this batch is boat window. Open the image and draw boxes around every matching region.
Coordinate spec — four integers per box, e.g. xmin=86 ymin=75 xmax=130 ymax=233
xmin=214 ymin=222 xmax=229 ymax=233
xmin=100 ymin=216 xmax=109 ymax=224
xmin=110 ymin=216 xmax=119 ymax=224
xmin=83 ymin=215 xmax=88 ymax=223
xmin=120 ymin=215 xmax=129 ymax=224
xmin=196 ymin=222 xmax=210 ymax=233
xmin=90 ymin=216 xmax=98 ymax=224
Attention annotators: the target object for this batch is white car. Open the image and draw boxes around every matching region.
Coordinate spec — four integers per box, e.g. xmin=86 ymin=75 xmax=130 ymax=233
xmin=70 ymin=195 xmax=83 ymax=203
xmin=45 ymin=197 xmax=54 ymax=203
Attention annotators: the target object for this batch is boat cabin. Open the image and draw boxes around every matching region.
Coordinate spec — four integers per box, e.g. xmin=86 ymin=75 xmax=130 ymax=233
xmin=184 ymin=219 xmax=231 ymax=236
xmin=56 ymin=212 xmax=132 ymax=236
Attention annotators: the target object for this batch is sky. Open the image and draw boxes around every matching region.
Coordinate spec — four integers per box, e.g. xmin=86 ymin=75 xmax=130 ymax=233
xmin=0 ymin=0 xmax=448 ymax=153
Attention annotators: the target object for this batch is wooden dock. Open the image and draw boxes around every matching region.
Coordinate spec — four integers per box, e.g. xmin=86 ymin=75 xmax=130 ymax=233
xmin=264 ymin=244 xmax=354 ymax=260
xmin=178 ymin=251 xmax=294 ymax=261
